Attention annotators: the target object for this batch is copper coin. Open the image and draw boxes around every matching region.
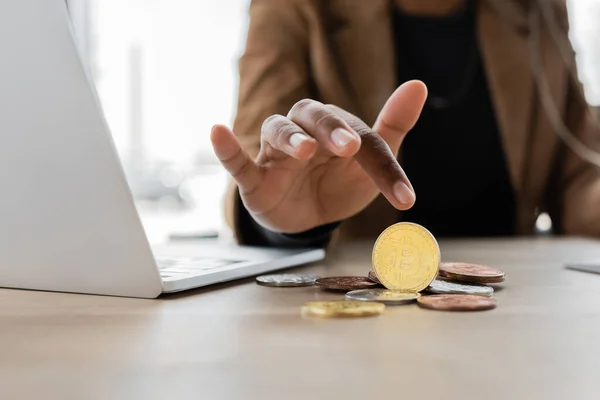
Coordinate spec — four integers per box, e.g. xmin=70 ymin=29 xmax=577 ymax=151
xmin=438 ymin=272 xmax=505 ymax=284
xmin=439 ymin=262 xmax=505 ymax=284
xmin=315 ymin=276 xmax=380 ymax=291
xmin=439 ymin=272 xmax=505 ymax=283
xmin=367 ymin=270 xmax=381 ymax=284
xmin=417 ymin=294 xmax=497 ymax=312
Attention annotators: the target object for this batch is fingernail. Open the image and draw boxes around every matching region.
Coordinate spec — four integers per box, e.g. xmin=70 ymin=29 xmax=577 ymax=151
xmin=331 ymin=128 xmax=355 ymax=149
xmin=289 ymin=133 xmax=309 ymax=149
xmin=393 ymin=181 xmax=415 ymax=204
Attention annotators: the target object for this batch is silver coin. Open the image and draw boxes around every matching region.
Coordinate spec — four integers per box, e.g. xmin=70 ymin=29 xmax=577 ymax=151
xmin=255 ymin=274 xmax=318 ymax=287
xmin=345 ymin=289 xmax=420 ymax=305
xmin=426 ymin=279 xmax=494 ymax=297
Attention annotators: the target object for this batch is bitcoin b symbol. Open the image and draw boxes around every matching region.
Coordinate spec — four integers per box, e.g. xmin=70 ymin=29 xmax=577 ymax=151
xmin=396 ymin=236 xmax=418 ymax=271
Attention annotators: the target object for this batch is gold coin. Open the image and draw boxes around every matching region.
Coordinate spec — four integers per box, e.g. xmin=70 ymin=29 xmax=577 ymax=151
xmin=372 ymin=222 xmax=440 ymax=292
xmin=301 ymin=301 xmax=385 ymax=318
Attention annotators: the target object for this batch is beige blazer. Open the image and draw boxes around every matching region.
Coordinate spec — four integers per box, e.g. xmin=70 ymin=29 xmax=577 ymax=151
xmin=225 ymin=0 xmax=600 ymax=242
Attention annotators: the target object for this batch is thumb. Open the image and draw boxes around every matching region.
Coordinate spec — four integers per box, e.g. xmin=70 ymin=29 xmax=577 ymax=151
xmin=373 ymin=80 xmax=428 ymax=153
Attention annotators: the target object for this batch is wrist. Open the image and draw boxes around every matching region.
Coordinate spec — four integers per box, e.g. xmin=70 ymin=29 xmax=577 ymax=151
xmin=237 ymin=196 xmax=340 ymax=247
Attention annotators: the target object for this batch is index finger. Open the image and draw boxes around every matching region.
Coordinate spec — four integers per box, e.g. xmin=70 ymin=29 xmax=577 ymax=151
xmin=326 ymin=105 xmax=415 ymax=210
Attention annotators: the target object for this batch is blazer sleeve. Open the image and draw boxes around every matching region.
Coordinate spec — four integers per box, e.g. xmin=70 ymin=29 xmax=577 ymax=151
xmin=540 ymin=1 xmax=600 ymax=235
xmin=554 ymin=75 xmax=600 ymax=236
xmin=223 ymin=0 xmax=311 ymax=243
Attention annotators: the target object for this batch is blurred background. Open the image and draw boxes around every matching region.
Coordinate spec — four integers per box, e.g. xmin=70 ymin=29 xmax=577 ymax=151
xmin=66 ymin=0 xmax=250 ymax=243
xmin=64 ymin=0 xmax=600 ymax=242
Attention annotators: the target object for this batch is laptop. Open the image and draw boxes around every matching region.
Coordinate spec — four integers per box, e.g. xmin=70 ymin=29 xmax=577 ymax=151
xmin=0 ymin=0 xmax=325 ymax=298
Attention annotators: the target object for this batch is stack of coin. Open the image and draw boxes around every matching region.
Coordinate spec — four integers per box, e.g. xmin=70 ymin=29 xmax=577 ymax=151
xmin=438 ymin=262 xmax=505 ymax=284
xmin=414 ymin=262 xmax=504 ymax=310
xmin=255 ymin=222 xmax=506 ymax=317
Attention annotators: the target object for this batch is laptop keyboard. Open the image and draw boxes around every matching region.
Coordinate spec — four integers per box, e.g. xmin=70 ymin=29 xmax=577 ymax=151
xmin=156 ymin=256 xmax=241 ymax=279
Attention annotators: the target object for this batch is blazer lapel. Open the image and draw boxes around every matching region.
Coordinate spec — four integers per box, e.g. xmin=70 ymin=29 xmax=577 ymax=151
xmin=477 ymin=1 xmax=533 ymax=193
xmin=325 ymin=0 xmax=397 ymax=126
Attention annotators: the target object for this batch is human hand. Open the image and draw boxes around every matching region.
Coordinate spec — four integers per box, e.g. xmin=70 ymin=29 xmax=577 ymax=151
xmin=210 ymin=80 xmax=428 ymax=233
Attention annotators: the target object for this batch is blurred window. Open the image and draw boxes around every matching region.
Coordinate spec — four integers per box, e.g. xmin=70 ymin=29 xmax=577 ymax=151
xmin=67 ymin=0 xmax=250 ymax=241
xmin=568 ymin=0 xmax=600 ymax=106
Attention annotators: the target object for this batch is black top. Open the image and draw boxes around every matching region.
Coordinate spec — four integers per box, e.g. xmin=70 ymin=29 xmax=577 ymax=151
xmin=237 ymin=1 xmax=517 ymax=247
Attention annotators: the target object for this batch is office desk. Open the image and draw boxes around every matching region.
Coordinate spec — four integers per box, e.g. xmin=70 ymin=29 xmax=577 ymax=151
xmin=1 ymin=238 xmax=600 ymax=400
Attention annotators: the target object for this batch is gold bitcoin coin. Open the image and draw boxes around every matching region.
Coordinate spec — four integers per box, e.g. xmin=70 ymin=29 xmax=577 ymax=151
xmin=372 ymin=222 xmax=440 ymax=292
xmin=301 ymin=301 xmax=385 ymax=318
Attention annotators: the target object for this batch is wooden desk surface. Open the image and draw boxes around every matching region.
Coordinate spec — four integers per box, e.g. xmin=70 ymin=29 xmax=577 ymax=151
xmin=2 ymin=238 xmax=600 ymax=400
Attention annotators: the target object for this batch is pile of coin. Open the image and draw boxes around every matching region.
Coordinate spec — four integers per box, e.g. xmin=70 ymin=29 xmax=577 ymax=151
xmin=256 ymin=222 xmax=505 ymax=318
